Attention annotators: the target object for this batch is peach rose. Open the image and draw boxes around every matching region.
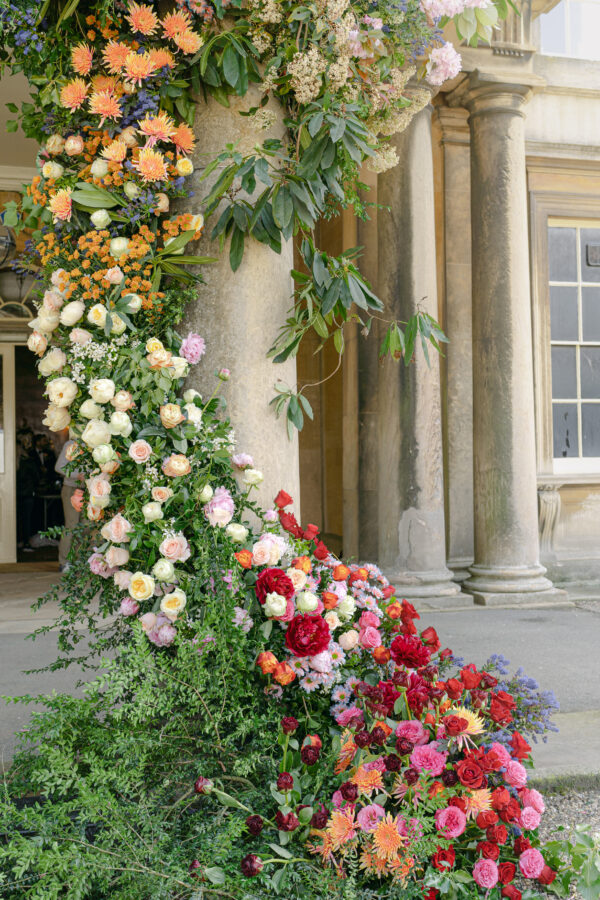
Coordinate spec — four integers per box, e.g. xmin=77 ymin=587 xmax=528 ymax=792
xmin=159 ymin=403 xmax=185 ymax=429
xmin=27 ymin=331 xmax=47 ymax=356
xmin=286 ymin=567 xmax=307 ymax=592
xmin=42 ymin=290 xmax=64 ymax=312
xmin=101 ymin=513 xmax=133 ymax=543
xmin=152 ymin=486 xmax=173 ymax=503
xmin=105 ymin=546 xmax=130 ymax=567
xmin=71 ymin=488 xmax=84 ymax=511
xmin=162 ymin=454 xmax=191 ymax=478
xmin=147 ymin=348 xmax=172 ymax=369
xmin=159 ymin=533 xmax=191 ymax=562
xmin=86 ymin=503 xmax=104 ymax=521
xmin=86 ymin=473 xmax=111 ymax=499
xmin=114 ymin=570 xmax=132 ymax=590
xmin=104 ymin=266 xmax=124 ymax=284
xmin=128 ymin=439 xmax=152 ymax=463
xmin=251 ymin=541 xmax=271 ymax=566
xmin=70 ymin=328 xmax=93 ymax=344
xmin=65 ymin=135 xmax=84 ymax=155
xmin=111 ymin=390 xmax=135 ymax=411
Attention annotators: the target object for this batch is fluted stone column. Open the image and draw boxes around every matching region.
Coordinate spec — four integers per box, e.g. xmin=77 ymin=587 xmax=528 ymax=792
xmin=182 ymin=91 xmax=300 ymax=512
xmin=452 ymin=72 xmax=563 ymax=604
xmin=377 ymin=104 xmax=464 ymax=601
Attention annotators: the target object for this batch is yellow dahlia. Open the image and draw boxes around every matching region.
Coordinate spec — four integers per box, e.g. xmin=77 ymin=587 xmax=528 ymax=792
xmin=162 ymin=10 xmax=192 ymax=38
xmin=138 ymin=112 xmax=177 ymax=147
xmin=126 ymin=1 xmax=159 ymax=35
xmin=71 ymin=43 xmax=93 ymax=76
xmin=89 ymin=91 xmax=122 ymax=126
xmin=133 ymin=147 xmax=168 ymax=182
xmin=351 ymin=764 xmax=384 ymax=797
xmin=48 ymin=188 xmax=72 ymax=222
xmin=60 ymin=78 xmax=88 ymax=111
xmin=103 ymin=40 xmax=130 ymax=74
xmin=101 ymin=140 xmax=128 ymax=163
xmin=465 ymin=788 xmax=493 ymax=819
xmin=172 ymin=30 xmax=203 ymax=54
xmin=124 ymin=50 xmax=157 ymax=84
xmin=327 ymin=809 xmax=356 ymax=851
xmin=372 ymin=813 xmax=404 ymax=861
xmin=172 ymin=122 xmax=195 ymax=155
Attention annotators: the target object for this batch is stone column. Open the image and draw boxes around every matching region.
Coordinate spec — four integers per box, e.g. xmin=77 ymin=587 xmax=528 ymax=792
xmin=377 ymin=103 xmax=464 ymax=601
xmin=453 ymin=72 xmax=563 ymax=603
xmin=182 ymin=90 xmax=300 ymax=512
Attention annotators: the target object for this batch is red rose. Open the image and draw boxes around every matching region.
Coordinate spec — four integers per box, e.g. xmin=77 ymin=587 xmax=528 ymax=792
xmin=285 ymin=614 xmax=330 ymax=657
xmin=423 ymin=890 xmax=439 ymax=900
xmin=513 ymin=836 xmax=531 ymax=855
xmin=496 ymin=690 xmax=516 ymax=709
xmin=274 ymin=490 xmax=293 ymax=508
xmin=448 ymin=796 xmax=467 ymax=813
xmin=538 ymin=865 xmax=556 ymax=885
xmin=400 ymin=601 xmax=419 ymax=621
xmin=278 ymin=510 xmax=303 ymax=538
xmin=275 ymin=810 xmax=299 ymax=831
xmin=484 ymin=747 xmax=506 ymax=772
xmin=255 ymin=568 xmax=295 ymax=604
xmin=313 ymin=540 xmax=329 ymax=560
xmin=487 ymin=824 xmax=508 ymax=845
xmin=491 ymin=787 xmax=511 ymax=811
xmin=477 ymin=841 xmax=500 ymax=860
xmin=501 ymin=887 xmax=522 ymax=900
xmin=456 ymin=759 xmax=487 ymax=790
xmin=445 ymin=678 xmax=463 ymax=699
xmin=509 ymin=731 xmax=532 ymax=760
xmin=498 ymin=862 xmax=516 ymax=884
xmin=421 ymin=626 xmax=441 ymax=652
xmin=400 ymin=620 xmax=417 ymax=635
xmin=460 ymin=664 xmax=481 ymax=690
xmin=499 ymin=799 xmax=521 ymax=823
xmin=490 ymin=697 xmax=513 ymax=725
xmin=480 ymin=672 xmax=498 ymax=688
xmin=382 ymin=585 xmax=395 ymax=599
xmin=444 ymin=716 xmax=469 ymax=737
xmin=390 ymin=634 xmax=431 ymax=669
xmin=303 ymin=523 xmax=319 ymax=540
xmin=476 ymin=811 xmax=499 ymax=829
xmin=431 ymin=845 xmax=455 ymax=871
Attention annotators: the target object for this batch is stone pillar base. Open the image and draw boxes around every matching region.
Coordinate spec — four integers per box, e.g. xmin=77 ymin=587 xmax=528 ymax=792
xmin=469 ymin=588 xmax=569 ymax=607
xmin=463 ymin=563 xmax=568 ymax=604
xmin=386 ymin=568 xmax=470 ymax=601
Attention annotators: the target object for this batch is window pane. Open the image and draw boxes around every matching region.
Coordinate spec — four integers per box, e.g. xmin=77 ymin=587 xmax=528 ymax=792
xmin=582 ymin=287 xmax=600 ymax=340
xmin=548 ymin=227 xmax=577 ymax=282
xmin=580 ymin=228 xmax=600 ymax=283
xmin=552 ymin=346 xmax=577 ymax=398
xmin=550 ymin=285 xmax=579 ymax=340
xmin=540 ymin=1 xmax=567 ymax=55
xmin=580 ymin=346 xmax=600 ymax=398
xmin=553 ymin=403 xmax=579 ymax=457
xmin=570 ymin=1 xmax=600 ymax=60
xmin=582 ymin=403 xmax=600 ymax=455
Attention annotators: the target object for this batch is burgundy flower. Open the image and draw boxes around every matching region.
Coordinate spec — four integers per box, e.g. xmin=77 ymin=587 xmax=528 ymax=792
xmin=406 ymin=672 xmax=431 ymax=715
xmin=395 ymin=737 xmax=414 ymax=756
xmin=340 ymin=782 xmax=358 ymax=801
xmin=441 ymin=769 xmax=458 ymax=787
xmin=285 ymin=614 xmax=330 ymax=658
xmin=355 ymin=730 xmax=372 ymax=748
xmin=300 ymin=745 xmax=320 ymax=765
xmin=311 ymin=803 xmax=329 ymax=829
xmin=384 ymin=753 xmax=401 ymax=772
xmin=370 ymin=726 xmax=387 ymax=746
xmin=245 ymin=814 xmax=264 ymax=836
xmin=281 ymin=716 xmax=299 ymax=734
xmin=240 ymin=854 xmax=263 ymax=877
xmin=255 ymin=568 xmax=294 ymax=604
xmin=275 ymin=810 xmax=299 ymax=832
xmin=404 ymin=767 xmax=419 ymax=786
xmin=189 ymin=860 xmax=201 ymax=876
xmin=390 ymin=634 xmax=431 ymax=669
xmin=277 ymin=773 xmax=294 ymax=791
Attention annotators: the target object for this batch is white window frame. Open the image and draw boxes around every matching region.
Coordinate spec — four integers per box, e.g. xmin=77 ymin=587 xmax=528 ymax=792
xmin=539 ymin=0 xmax=600 ymax=62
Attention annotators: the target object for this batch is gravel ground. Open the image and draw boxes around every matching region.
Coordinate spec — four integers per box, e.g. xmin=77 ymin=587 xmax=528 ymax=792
xmin=534 ymin=789 xmax=600 ymax=898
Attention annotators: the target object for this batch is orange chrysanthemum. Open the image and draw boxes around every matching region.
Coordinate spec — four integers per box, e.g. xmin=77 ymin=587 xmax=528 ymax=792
xmin=359 ymin=849 xmax=389 ymax=876
xmin=124 ymin=50 xmax=157 ymax=84
xmin=351 ymin=765 xmax=384 ymax=797
xmin=133 ymin=147 xmax=168 ymax=182
xmin=102 ymin=140 xmax=128 ymax=163
xmin=327 ymin=809 xmax=356 ymax=851
xmin=126 ymin=1 xmax=159 ymax=35
xmin=89 ymin=90 xmax=122 ymax=125
xmin=49 ymin=188 xmax=72 ymax=222
xmin=71 ymin=43 xmax=93 ymax=75
xmin=172 ymin=122 xmax=195 ymax=155
xmin=138 ymin=111 xmax=177 ymax=147
xmin=60 ymin=78 xmax=89 ymax=111
xmin=172 ymin=30 xmax=203 ymax=54
xmin=388 ymin=853 xmax=414 ymax=879
xmin=148 ymin=47 xmax=175 ymax=70
xmin=465 ymin=788 xmax=493 ymax=819
xmin=162 ymin=10 xmax=192 ymax=38
xmin=372 ymin=814 xmax=404 ymax=861
xmin=91 ymin=74 xmax=120 ymax=94
xmin=334 ymin=730 xmax=357 ymax=774
xmin=103 ymin=40 xmax=131 ymax=73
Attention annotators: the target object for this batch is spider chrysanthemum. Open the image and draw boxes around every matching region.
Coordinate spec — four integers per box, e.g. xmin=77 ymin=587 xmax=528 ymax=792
xmin=465 ymin=788 xmax=493 ymax=819
xmin=172 ymin=122 xmax=195 ymax=155
xmin=351 ymin=764 xmax=384 ymax=796
xmin=133 ymin=147 xmax=168 ymax=182
xmin=103 ymin=40 xmax=130 ymax=74
xmin=102 ymin=140 xmax=128 ymax=163
xmin=372 ymin=813 xmax=404 ymax=861
xmin=327 ymin=809 xmax=356 ymax=850
xmin=48 ymin=188 xmax=72 ymax=222
xmin=148 ymin=48 xmax=175 ymax=70
xmin=71 ymin=43 xmax=93 ymax=75
xmin=89 ymin=90 xmax=122 ymax=125
xmin=172 ymin=30 xmax=203 ymax=54
xmin=138 ymin=112 xmax=177 ymax=147
xmin=126 ymin=1 xmax=159 ymax=35
xmin=124 ymin=51 xmax=157 ymax=84
xmin=60 ymin=78 xmax=88 ymax=111
xmin=162 ymin=10 xmax=192 ymax=38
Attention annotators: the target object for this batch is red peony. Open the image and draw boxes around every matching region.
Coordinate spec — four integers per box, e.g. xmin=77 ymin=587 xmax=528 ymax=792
xmin=285 ymin=614 xmax=330 ymax=657
xmin=491 ymin=787 xmax=511 ymax=811
xmin=432 ymin=845 xmax=455 ymax=871
xmin=255 ymin=568 xmax=295 ymax=604
xmin=498 ymin=862 xmax=516 ymax=884
xmin=456 ymin=758 xmax=487 ymax=790
xmin=390 ymin=634 xmax=431 ymax=669
xmin=509 ymin=730 xmax=532 ymax=760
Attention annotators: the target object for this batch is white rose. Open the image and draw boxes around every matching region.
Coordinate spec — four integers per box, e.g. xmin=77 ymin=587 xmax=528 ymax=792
xmin=263 ymin=592 xmax=288 ymax=618
xmin=79 ymin=398 xmax=103 ymax=419
xmin=92 ymin=444 xmax=115 ymax=465
xmin=125 ymin=293 xmax=142 ymax=313
xmin=90 ymin=378 xmax=116 ymax=404
xmin=189 ymin=213 xmax=204 ymax=231
xmin=69 ymin=328 xmax=92 ymax=344
xmin=43 ymin=403 xmax=70 ymax=431
xmin=152 ymin=558 xmax=175 ymax=581
xmin=243 ymin=468 xmax=264 ymax=487
xmin=46 ymin=134 xmax=65 ymax=155
xmin=184 ymin=403 xmax=202 ymax=426
xmin=198 ymin=484 xmax=213 ymax=502
xmin=37 ymin=309 xmax=60 ymax=333
xmin=89 ymin=493 xmax=110 ymax=509
xmin=90 ymin=159 xmax=109 ymax=178
xmin=142 ymin=501 xmax=163 ymax=523
xmin=81 ymin=418 xmax=112 ymax=448
xmin=183 ymin=388 xmax=201 ymax=403
xmin=124 ymin=182 xmax=140 ymax=199
xmin=110 ymin=237 xmax=129 ymax=258
xmin=47 ymin=377 xmax=78 ymax=408
xmin=91 ymin=209 xmax=111 ymax=229
xmin=226 ymin=523 xmax=248 ymax=543
xmin=169 ymin=356 xmax=189 ymax=378
xmin=42 ymin=160 xmax=64 ymax=179
xmin=87 ymin=304 xmax=107 ymax=327
xmin=111 ymin=314 xmax=127 ymax=335
xmin=337 ymin=595 xmax=356 ymax=620
xmin=160 ymin=588 xmax=186 ymax=617
xmin=110 ymin=410 xmax=132 ymax=437
xmin=38 ymin=348 xmax=66 ymax=376
xmin=296 ymin=590 xmax=319 ymax=613
xmin=286 ymin=567 xmax=307 ymax=592
xmin=60 ymin=300 xmax=85 ymax=326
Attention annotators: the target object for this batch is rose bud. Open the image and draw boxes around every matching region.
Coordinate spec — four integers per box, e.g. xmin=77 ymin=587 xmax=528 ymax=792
xmin=300 ymin=745 xmax=320 ymax=765
xmin=441 ymin=769 xmax=459 ymax=787
xmin=281 ymin=716 xmax=299 ymax=734
xmin=480 ymin=672 xmax=498 ymax=688
xmin=404 ymin=767 xmax=419 ymax=786
xmin=340 ymin=782 xmax=358 ymax=802
xmin=240 ymin=854 xmax=263 ymax=877
xmin=421 ymin=664 xmax=439 ymax=681
xmin=194 ymin=776 xmax=213 ymax=794
xmin=384 ymin=753 xmax=402 ymax=772
xmin=189 ymin=859 xmax=202 ymax=877
xmin=392 ymin=670 xmax=409 ymax=688
xmin=277 ymin=773 xmax=294 ymax=791
xmin=370 ymin=726 xmax=387 ymax=746
xmin=245 ymin=814 xmax=264 ymax=836
xmin=395 ymin=737 xmax=414 ymax=756
xmin=355 ymin=730 xmax=372 ymax=748
xmin=311 ymin=804 xmax=329 ymax=829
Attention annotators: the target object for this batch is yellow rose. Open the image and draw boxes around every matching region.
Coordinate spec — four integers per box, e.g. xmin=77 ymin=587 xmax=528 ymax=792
xmin=146 ymin=337 xmax=164 ymax=353
xmin=147 ymin=348 xmax=172 ymax=369
xmin=176 ymin=158 xmax=194 ymax=176
xmin=87 ymin=304 xmax=108 ymax=327
xmin=160 ymin=589 xmax=186 ymax=618
xmin=129 ymin=572 xmax=155 ymax=601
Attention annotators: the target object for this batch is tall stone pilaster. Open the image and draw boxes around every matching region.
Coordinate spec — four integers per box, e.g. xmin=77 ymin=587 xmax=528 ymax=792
xmin=377 ymin=104 xmax=464 ymax=601
xmin=182 ymin=91 xmax=300 ymax=512
xmin=450 ymin=72 xmax=563 ymax=603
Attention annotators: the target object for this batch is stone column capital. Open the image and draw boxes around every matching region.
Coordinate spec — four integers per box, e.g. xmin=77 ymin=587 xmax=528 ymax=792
xmin=447 ymin=69 xmax=546 ymax=118
xmin=434 ymin=104 xmax=470 ymax=145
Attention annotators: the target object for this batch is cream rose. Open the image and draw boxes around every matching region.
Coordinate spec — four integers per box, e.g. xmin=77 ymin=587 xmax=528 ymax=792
xmin=81 ymin=418 xmax=112 ymax=448
xmin=155 ymin=192 xmax=169 ymax=212
xmin=86 ymin=473 xmax=111 ymax=498
xmin=225 ymin=523 xmax=248 ymax=543
xmin=100 ymin=457 xmax=120 ymax=475
xmin=27 ymin=331 xmax=47 ymax=356
xmin=146 ymin=337 xmax=164 ymax=353
xmin=142 ymin=501 xmax=163 ymax=523
xmin=87 ymin=502 xmax=104 ymax=521
xmin=43 ymin=403 xmax=71 ymax=432
xmin=120 ymin=126 xmax=138 ymax=147
xmin=89 ymin=378 xmax=116 ymax=404
xmin=42 ymin=160 xmax=64 ymax=180
xmin=124 ymin=182 xmax=140 ymax=199
xmin=286 ymin=568 xmax=307 ymax=592
xmin=79 ymin=399 xmax=104 ymax=419
xmin=111 ymin=390 xmax=135 ymax=411
xmin=176 ymin=158 xmax=194 ymax=176
xmin=129 ymin=572 xmax=155 ymax=601
xmin=105 ymin=546 xmax=129 ymax=567
xmin=37 ymin=309 xmax=60 ymax=333
xmin=152 ymin=486 xmax=173 ymax=503
xmin=104 ymin=266 xmax=123 ymax=284
xmin=39 ymin=348 xmax=66 ymax=376
xmin=159 ymin=533 xmax=191 ymax=561
xmin=109 ymin=237 xmax=129 ymax=258
xmin=110 ymin=314 xmax=127 ymax=335
xmin=324 ymin=610 xmax=342 ymax=631
xmin=162 ymin=454 xmax=191 ymax=478
xmin=69 ymin=327 xmax=92 ymax=344
xmin=87 ymin=304 xmax=108 ymax=327
xmin=243 ymin=468 xmax=264 ymax=487
xmin=128 ymin=439 xmax=152 ymax=463
xmin=263 ymin=592 xmax=288 ymax=618
xmin=198 ymin=484 xmax=213 ymax=502
xmin=42 ymin=290 xmax=64 ymax=312
xmin=92 ymin=444 xmax=115 ymax=465
xmin=110 ymin=411 xmax=132 ymax=437
xmin=47 ymin=377 xmax=78 ymax=408
xmin=65 ymin=135 xmax=84 ymax=155
xmin=152 ymin=558 xmax=175 ymax=582
xmin=184 ymin=403 xmax=202 ymax=426
xmin=338 ymin=629 xmax=360 ymax=651
xmin=101 ymin=513 xmax=133 ymax=543
xmin=90 ymin=159 xmax=109 ymax=178
xmin=251 ymin=541 xmax=271 ymax=566
xmin=159 ymin=403 xmax=185 ymax=429
xmin=169 ymin=356 xmax=189 ymax=378
xmin=147 ymin=349 xmax=172 ymax=369
xmin=125 ymin=293 xmax=142 ymax=313
xmin=160 ymin=588 xmax=186 ymax=617
xmin=60 ymin=300 xmax=86 ymax=326
xmin=296 ymin=591 xmax=319 ymax=613
xmin=46 ymin=134 xmax=65 ymax=155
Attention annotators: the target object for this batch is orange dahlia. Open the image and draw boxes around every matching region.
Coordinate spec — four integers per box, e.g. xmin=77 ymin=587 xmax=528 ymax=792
xmin=372 ymin=813 xmax=404 ymax=861
xmin=133 ymin=147 xmax=168 ymax=182
xmin=351 ymin=764 xmax=384 ymax=797
xmin=327 ymin=809 xmax=356 ymax=850
xmin=103 ymin=40 xmax=130 ymax=73
xmin=162 ymin=10 xmax=192 ymax=38
xmin=172 ymin=30 xmax=203 ymax=54
xmin=89 ymin=90 xmax=122 ymax=125
xmin=138 ymin=112 xmax=177 ymax=147
xmin=126 ymin=1 xmax=159 ymax=35
xmin=60 ymin=78 xmax=89 ymax=111
xmin=172 ymin=122 xmax=195 ymax=155
xmin=48 ymin=188 xmax=72 ymax=222
xmin=101 ymin=140 xmax=128 ymax=163
xmin=334 ymin=731 xmax=357 ymax=774
xmin=124 ymin=50 xmax=157 ymax=84
xmin=148 ymin=48 xmax=175 ymax=70
xmin=359 ymin=849 xmax=389 ymax=876
xmin=71 ymin=43 xmax=93 ymax=76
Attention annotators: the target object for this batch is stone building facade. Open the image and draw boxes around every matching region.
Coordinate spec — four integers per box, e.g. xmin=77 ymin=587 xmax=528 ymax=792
xmin=1 ymin=0 xmax=600 ymax=595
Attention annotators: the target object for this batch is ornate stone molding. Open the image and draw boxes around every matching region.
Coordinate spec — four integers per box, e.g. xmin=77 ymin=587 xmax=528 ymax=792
xmin=538 ymin=483 xmax=562 ymax=560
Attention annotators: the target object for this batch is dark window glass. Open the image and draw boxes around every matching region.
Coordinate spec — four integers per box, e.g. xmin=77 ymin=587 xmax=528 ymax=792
xmin=582 ymin=403 xmax=600 ymax=456
xmin=548 ymin=227 xmax=577 ymax=282
xmin=580 ymin=347 xmax=600 ymax=398
xmin=553 ymin=403 xmax=579 ymax=457
xmin=550 ymin=285 xmax=579 ymax=341
xmin=551 ymin=346 xmax=577 ymax=399
xmin=582 ymin=286 xmax=600 ymax=341
xmin=580 ymin=228 xmax=600 ymax=283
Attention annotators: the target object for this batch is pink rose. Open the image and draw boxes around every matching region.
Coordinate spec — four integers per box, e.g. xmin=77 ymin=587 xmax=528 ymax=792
xmin=128 ymin=439 xmax=152 ymax=463
xmin=152 ymin=486 xmax=173 ymax=503
xmin=105 ymin=546 xmax=130 ymax=567
xmin=204 ymin=486 xmax=234 ymax=527
xmin=520 ymin=788 xmax=545 ymax=814
xmin=114 ymin=570 xmax=132 ymax=589
xmin=519 ymin=848 xmax=545 ymax=879
xmin=101 ymin=513 xmax=133 ymax=543
xmin=159 ymin=533 xmax=191 ymax=562
xmin=490 ymin=742 xmax=512 ymax=768
xmin=435 ymin=806 xmax=467 ymax=839
xmin=120 ymin=597 xmax=139 ymax=616
xmin=410 ymin=741 xmax=447 ymax=776
xmin=140 ymin=612 xmax=157 ymax=631
xmin=104 ymin=266 xmax=124 ymax=284
xmin=473 ymin=858 xmax=499 ymax=890
xmin=519 ymin=807 xmax=541 ymax=831
xmin=358 ymin=610 xmax=380 ymax=629
xmin=505 ymin=760 xmax=527 ymax=788
xmin=356 ymin=803 xmax=385 ymax=832
xmin=396 ymin=720 xmax=430 ymax=746
xmin=359 ymin=626 xmax=382 ymax=649
xmin=180 ymin=331 xmax=206 ymax=364
xmin=43 ymin=290 xmax=64 ymax=311
xmin=335 ymin=705 xmax=364 ymax=728
xmin=88 ymin=552 xmax=116 ymax=579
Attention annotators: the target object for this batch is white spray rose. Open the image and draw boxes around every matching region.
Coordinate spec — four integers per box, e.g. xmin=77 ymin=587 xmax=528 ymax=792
xmin=87 ymin=304 xmax=108 ymax=327
xmin=110 ymin=314 xmax=127 ymax=335
xmin=142 ymin=501 xmax=163 ymax=523
xmin=184 ymin=403 xmax=202 ymax=426
xmin=123 ymin=182 xmax=140 ymax=199
xmin=42 ymin=160 xmax=64 ymax=179
xmin=183 ymin=388 xmax=201 ymax=403
xmin=263 ymin=592 xmax=288 ymax=618
xmin=79 ymin=399 xmax=104 ymax=419
xmin=152 ymin=558 xmax=175 ymax=582
xmin=90 ymin=209 xmax=111 ymax=229
xmin=337 ymin=595 xmax=356 ymax=620
xmin=243 ymin=468 xmax=264 ymax=487
xmin=109 ymin=237 xmax=129 ymax=258
xmin=296 ymin=591 xmax=319 ymax=613
xmin=125 ymin=293 xmax=142 ymax=313
xmin=92 ymin=444 xmax=116 ymax=465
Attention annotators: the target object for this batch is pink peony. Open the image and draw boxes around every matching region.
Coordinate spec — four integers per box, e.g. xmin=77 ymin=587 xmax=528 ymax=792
xmin=426 ymin=42 xmax=462 ymax=87
xmin=505 ymin=760 xmax=527 ymax=788
xmin=159 ymin=532 xmax=191 ymax=562
xmin=204 ymin=486 xmax=234 ymax=527
xmin=519 ymin=848 xmax=545 ymax=879
xmin=410 ymin=741 xmax=448 ymax=776
xmin=180 ymin=332 xmax=206 ymax=364
xmin=396 ymin=720 xmax=430 ymax=746
xmin=356 ymin=803 xmax=385 ymax=832
xmin=473 ymin=858 xmax=499 ymax=889
xmin=88 ymin=552 xmax=116 ymax=578
xmin=435 ymin=806 xmax=467 ymax=839
xmin=520 ymin=788 xmax=545 ymax=814
xmin=519 ymin=807 xmax=541 ymax=831
xmin=120 ymin=597 xmax=139 ymax=616
xmin=128 ymin=439 xmax=152 ymax=463
xmin=232 ymin=453 xmax=253 ymax=469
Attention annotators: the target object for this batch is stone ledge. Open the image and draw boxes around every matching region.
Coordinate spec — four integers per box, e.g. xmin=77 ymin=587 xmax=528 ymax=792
xmin=470 ymin=587 xmax=569 ymax=606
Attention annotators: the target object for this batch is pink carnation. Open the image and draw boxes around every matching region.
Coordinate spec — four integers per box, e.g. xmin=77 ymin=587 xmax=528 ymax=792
xmin=490 ymin=741 xmax=512 ymax=768
xmin=410 ymin=741 xmax=447 ymax=776
xmin=396 ymin=720 xmax=430 ymax=746
xmin=473 ymin=858 xmax=499 ymax=890
xmin=520 ymin=788 xmax=545 ymax=814
xmin=505 ymin=760 xmax=527 ymax=788
xmin=179 ymin=331 xmax=206 ymax=364
xmin=519 ymin=848 xmax=545 ymax=879
xmin=356 ymin=803 xmax=385 ymax=832
xmin=435 ymin=805 xmax=467 ymax=839
xmin=519 ymin=806 xmax=541 ymax=831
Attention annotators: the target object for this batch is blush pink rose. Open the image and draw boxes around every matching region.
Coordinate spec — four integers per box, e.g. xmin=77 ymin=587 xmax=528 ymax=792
xmin=180 ymin=331 xmax=206 ymax=364
xmin=105 ymin=546 xmax=130 ymax=567
xmin=519 ymin=848 xmax=545 ymax=879
xmin=104 ymin=266 xmax=124 ymax=284
xmin=114 ymin=570 xmax=132 ymax=589
xmin=359 ymin=626 xmax=382 ymax=649
xmin=204 ymin=486 xmax=234 ymax=527
xmin=519 ymin=807 xmax=541 ymax=831
xmin=396 ymin=720 xmax=430 ymax=746
xmin=473 ymin=858 xmax=499 ymax=889
xmin=101 ymin=513 xmax=133 ymax=543
xmin=520 ymin=788 xmax=545 ymax=814
xmin=159 ymin=533 xmax=191 ymax=562
xmin=505 ymin=760 xmax=528 ymax=788
xmin=232 ymin=453 xmax=253 ymax=469
xmin=140 ymin=612 xmax=157 ymax=631
xmin=120 ymin=597 xmax=139 ymax=616
xmin=410 ymin=741 xmax=447 ymax=776
xmin=356 ymin=803 xmax=385 ymax=832
xmin=435 ymin=806 xmax=467 ymax=839
xmin=128 ymin=439 xmax=152 ymax=463
xmin=335 ymin=705 xmax=364 ymax=729
xmin=490 ymin=742 xmax=512 ymax=768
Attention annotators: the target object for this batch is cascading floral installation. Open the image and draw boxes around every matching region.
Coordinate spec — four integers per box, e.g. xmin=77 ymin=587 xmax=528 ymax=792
xmin=0 ymin=1 xmax=581 ymax=899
